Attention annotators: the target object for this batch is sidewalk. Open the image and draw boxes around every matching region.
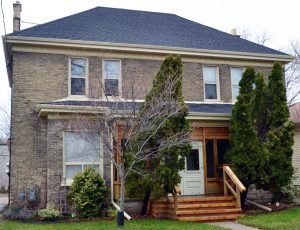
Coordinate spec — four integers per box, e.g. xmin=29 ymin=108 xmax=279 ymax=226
xmin=0 ymin=194 xmax=8 ymax=212
xmin=209 ymin=221 xmax=260 ymax=230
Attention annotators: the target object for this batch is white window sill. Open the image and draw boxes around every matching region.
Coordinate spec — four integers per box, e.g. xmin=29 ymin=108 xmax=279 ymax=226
xmin=203 ymin=99 xmax=222 ymax=103
xmin=61 ymin=180 xmax=73 ymax=187
xmin=67 ymin=95 xmax=90 ymax=100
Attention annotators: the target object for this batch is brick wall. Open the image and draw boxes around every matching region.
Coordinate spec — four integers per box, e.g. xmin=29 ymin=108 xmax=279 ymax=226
xmin=10 ymin=52 xmax=67 ymax=208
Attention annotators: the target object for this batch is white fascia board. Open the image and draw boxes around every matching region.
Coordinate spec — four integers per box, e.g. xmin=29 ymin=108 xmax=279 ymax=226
xmin=6 ymin=36 xmax=294 ymax=63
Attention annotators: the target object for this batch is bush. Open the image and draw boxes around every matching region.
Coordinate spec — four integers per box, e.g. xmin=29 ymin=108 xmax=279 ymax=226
xmin=37 ymin=202 xmax=61 ymax=221
xmin=67 ymin=167 xmax=108 ymax=218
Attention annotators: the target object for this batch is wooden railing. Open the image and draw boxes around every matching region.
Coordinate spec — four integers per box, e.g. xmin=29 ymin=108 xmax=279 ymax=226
xmin=173 ymin=185 xmax=181 ymax=215
xmin=223 ymin=165 xmax=246 ymax=208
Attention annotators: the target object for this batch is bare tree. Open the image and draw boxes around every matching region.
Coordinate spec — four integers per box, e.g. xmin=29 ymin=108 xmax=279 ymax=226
xmin=238 ymin=28 xmax=271 ymax=45
xmin=286 ymin=41 xmax=300 ymax=105
xmin=67 ymin=62 xmax=190 ymax=225
xmin=237 ymin=28 xmax=300 ymax=105
xmin=0 ymin=102 xmax=10 ymax=144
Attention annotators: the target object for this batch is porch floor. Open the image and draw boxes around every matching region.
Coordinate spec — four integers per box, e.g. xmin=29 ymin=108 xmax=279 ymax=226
xmin=150 ymin=194 xmax=244 ymax=222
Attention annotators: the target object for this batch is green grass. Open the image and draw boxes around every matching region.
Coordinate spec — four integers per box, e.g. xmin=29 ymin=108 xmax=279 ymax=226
xmin=238 ymin=206 xmax=300 ymax=230
xmin=0 ymin=219 xmax=225 ymax=230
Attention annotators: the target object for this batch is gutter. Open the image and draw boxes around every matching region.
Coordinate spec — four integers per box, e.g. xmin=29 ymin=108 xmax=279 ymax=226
xmin=187 ymin=112 xmax=231 ymax=120
xmin=110 ymin=161 xmax=132 ymax=220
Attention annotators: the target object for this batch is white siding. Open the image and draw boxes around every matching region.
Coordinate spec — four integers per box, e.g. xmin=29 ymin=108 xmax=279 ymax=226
xmin=293 ymin=129 xmax=300 ymax=186
xmin=0 ymin=144 xmax=9 ymax=191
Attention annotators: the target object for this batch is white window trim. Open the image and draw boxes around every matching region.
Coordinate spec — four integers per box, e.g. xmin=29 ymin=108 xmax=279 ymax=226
xmin=203 ymin=65 xmax=220 ymax=102
xmin=62 ymin=130 xmax=103 ymax=186
xmin=68 ymin=57 xmax=89 ymax=98
xmin=230 ymin=66 xmax=245 ymax=102
xmin=102 ymin=59 xmax=122 ymax=99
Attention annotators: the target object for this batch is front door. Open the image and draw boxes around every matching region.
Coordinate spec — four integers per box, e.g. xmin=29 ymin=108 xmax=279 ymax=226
xmin=179 ymin=141 xmax=205 ymax=195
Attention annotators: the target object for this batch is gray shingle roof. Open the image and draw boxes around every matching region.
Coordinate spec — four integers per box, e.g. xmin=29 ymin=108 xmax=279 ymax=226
xmin=10 ymin=7 xmax=286 ymax=56
xmin=41 ymin=100 xmax=232 ymax=115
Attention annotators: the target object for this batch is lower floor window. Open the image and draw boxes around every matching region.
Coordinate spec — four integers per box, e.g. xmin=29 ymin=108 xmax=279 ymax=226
xmin=64 ymin=131 xmax=101 ymax=183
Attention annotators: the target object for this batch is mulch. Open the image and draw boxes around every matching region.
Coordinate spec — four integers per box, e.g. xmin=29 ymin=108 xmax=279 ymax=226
xmin=244 ymin=201 xmax=297 ymax=215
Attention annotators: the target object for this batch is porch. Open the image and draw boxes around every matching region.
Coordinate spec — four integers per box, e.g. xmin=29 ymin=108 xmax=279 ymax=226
xmin=150 ymin=165 xmax=246 ymax=222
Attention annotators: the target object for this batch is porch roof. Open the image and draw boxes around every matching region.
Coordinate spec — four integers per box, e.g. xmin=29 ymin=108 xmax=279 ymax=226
xmin=37 ymin=100 xmax=232 ymax=119
xmin=41 ymin=100 xmax=232 ymax=113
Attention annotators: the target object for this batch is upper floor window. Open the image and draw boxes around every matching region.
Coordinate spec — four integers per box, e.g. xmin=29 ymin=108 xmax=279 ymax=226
xmin=230 ymin=67 xmax=243 ymax=100
xmin=203 ymin=66 xmax=219 ymax=100
xmin=103 ymin=60 xmax=121 ymax=96
xmin=70 ymin=58 xmax=87 ymax=96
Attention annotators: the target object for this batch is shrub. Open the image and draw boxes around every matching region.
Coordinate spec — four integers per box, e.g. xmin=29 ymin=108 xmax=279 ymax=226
xmin=67 ymin=167 xmax=108 ymax=218
xmin=37 ymin=202 xmax=61 ymax=221
xmin=107 ymin=206 xmax=117 ymax=219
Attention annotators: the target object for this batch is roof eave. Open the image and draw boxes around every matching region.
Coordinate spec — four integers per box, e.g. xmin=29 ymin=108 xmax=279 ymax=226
xmin=187 ymin=112 xmax=231 ymax=120
xmin=2 ymin=36 xmax=12 ymax=87
xmin=6 ymin=35 xmax=294 ymax=63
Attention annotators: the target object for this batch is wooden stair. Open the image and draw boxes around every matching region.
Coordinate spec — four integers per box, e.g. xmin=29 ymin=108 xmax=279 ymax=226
xmin=151 ymin=195 xmax=244 ymax=222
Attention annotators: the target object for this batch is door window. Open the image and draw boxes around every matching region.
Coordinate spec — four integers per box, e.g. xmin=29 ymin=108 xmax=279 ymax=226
xmin=186 ymin=149 xmax=200 ymax=171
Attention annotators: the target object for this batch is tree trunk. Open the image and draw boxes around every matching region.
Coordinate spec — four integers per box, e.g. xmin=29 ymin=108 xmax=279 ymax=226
xmin=140 ymin=189 xmax=151 ymax=215
xmin=117 ymin=171 xmax=125 ymax=227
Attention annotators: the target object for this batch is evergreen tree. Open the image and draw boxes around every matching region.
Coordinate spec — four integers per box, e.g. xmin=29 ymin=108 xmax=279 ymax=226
xmin=267 ymin=63 xmax=290 ymax=129
xmin=252 ymin=73 xmax=268 ymax=139
xmin=260 ymin=62 xmax=295 ymax=200
xmin=227 ymin=67 xmax=261 ymax=189
xmin=126 ymin=55 xmax=191 ymax=214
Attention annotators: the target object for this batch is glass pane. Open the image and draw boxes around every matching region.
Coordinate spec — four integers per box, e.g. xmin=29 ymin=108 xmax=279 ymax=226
xmin=104 ymin=60 xmax=120 ymax=79
xmin=83 ymin=164 xmax=100 ymax=173
xmin=205 ymin=84 xmax=217 ymax=99
xmin=232 ymin=86 xmax=240 ymax=100
xmin=65 ymin=132 xmax=100 ymax=163
xmin=204 ymin=66 xmax=217 ymax=83
xmin=105 ymin=79 xmax=119 ymax=96
xmin=186 ymin=149 xmax=200 ymax=171
xmin=217 ymin=139 xmax=230 ymax=166
xmin=71 ymin=59 xmax=86 ymax=78
xmin=71 ymin=78 xmax=85 ymax=95
xmin=231 ymin=67 xmax=243 ymax=85
xmin=206 ymin=139 xmax=215 ymax=178
xmin=66 ymin=165 xmax=82 ymax=179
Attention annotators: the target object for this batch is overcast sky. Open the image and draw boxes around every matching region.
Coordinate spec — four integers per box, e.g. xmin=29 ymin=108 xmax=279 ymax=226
xmin=0 ymin=0 xmax=300 ymax=109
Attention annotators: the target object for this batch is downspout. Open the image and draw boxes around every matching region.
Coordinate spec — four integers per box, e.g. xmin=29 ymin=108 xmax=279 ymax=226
xmin=110 ymin=161 xmax=131 ymax=220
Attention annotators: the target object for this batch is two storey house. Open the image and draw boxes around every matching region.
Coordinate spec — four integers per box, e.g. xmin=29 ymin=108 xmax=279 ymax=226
xmin=3 ymin=3 xmax=293 ymax=220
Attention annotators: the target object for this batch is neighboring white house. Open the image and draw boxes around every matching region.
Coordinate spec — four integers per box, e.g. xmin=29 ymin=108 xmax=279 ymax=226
xmin=0 ymin=143 xmax=9 ymax=192
xmin=290 ymin=102 xmax=300 ymax=186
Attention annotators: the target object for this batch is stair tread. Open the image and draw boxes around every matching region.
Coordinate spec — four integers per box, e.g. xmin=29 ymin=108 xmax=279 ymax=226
xmin=176 ymin=208 xmax=242 ymax=215
xmin=154 ymin=196 xmax=235 ymax=204
xmin=177 ymin=202 xmax=236 ymax=209
xmin=177 ymin=213 xmax=244 ymax=221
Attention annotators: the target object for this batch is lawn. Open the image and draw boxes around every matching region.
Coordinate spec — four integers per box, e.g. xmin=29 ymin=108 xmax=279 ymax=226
xmin=0 ymin=219 xmax=225 ymax=230
xmin=238 ymin=206 xmax=300 ymax=230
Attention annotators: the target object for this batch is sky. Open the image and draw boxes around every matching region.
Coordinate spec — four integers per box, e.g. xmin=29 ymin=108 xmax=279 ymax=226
xmin=0 ymin=0 xmax=300 ymax=109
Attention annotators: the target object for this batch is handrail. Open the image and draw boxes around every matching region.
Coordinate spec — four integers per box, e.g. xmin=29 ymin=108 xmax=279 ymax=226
xmin=223 ymin=165 xmax=246 ymax=208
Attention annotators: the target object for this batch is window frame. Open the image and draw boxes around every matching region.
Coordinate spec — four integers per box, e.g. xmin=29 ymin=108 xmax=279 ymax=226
xmin=68 ymin=57 xmax=89 ymax=97
xmin=203 ymin=65 xmax=220 ymax=102
xmin=102 ymin=59 xmax=122 ymax=98
xmin=62 ymin=130 xmax=103 ymax=186
xmin=230 ymin=66 xmax=245 ymax=102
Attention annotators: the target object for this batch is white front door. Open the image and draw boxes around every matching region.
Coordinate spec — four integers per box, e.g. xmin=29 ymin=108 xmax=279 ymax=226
xmin=179 ymin=141 xmax=205 ymax=195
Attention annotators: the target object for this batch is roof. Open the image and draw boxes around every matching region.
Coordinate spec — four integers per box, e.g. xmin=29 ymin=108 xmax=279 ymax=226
xmin=40 ymin=100 xmax=233 ymax=115
xmin=9 ymin=6 xmax=286 ymax=56
xmin=290 ymin=102 xmax=300 ymax=125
